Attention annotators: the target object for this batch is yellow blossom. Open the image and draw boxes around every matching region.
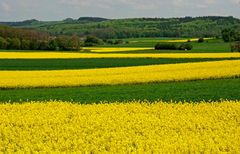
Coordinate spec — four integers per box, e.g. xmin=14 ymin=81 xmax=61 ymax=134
xmin=0 ymin=100 xmax=239 ymax=153
xmin=0 ymin=60 xmax=239 ymax=88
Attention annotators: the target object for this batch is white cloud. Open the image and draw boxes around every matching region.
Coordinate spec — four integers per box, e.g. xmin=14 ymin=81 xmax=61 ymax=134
xmin=1 ymin=2 xmax=11 ymax=12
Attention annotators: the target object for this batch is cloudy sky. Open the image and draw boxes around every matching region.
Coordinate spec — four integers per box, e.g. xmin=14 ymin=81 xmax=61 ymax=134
xmin=0 ymin=0 xmax=240 ymax=21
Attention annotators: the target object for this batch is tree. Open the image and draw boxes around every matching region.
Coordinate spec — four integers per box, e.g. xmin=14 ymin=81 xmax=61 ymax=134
xmin=48 ymin=39 xmax=58 ymax=50
xmin=84 ymin=36 xmax=103 ymax=46
xmin=231 ymin=41 xmax=240 ymax=52
xmin=178 ymin=44 xmax=193 ymax=50
xmin=69 ymin=35 xmax=82 ymax=51
xmin=155 ymin=43 xmax=178 ymax=50
xmin=221 ymin=28 xmax=240 ymax=42
xmin=0 ymin=37 xmax=8 ymax=49
xmin=30 ymin=40 xmax=40 ymax=50
xmin=56 ymin=36 xmax=71 ymax=50
xmin=21 ymin=39 xmax=31 ymax=50
xmin=114 ymin=39 xmax=124 ymax=45
xmin=198 ymin=38 xmax=204 ymax=43
xmin=222 ymin=29 xmax=234 ymax=42
xmin=39 ymin=41 xmax=49 ymax=50
xmin=8 ymin=38 xmax=21 ymax=49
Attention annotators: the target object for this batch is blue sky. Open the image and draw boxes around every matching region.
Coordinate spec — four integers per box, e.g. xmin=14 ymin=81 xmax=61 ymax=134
xmin=0 ymin=0 xmax=240 ymax=21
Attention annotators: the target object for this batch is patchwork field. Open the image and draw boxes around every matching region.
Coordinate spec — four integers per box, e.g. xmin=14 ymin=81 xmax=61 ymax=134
xmin=0 ymin=38 xmax=239 ymax=153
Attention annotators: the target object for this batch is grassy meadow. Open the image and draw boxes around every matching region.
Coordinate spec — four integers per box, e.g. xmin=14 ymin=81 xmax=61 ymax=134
xmin=0 ymin=38 xmax=240 ymax=152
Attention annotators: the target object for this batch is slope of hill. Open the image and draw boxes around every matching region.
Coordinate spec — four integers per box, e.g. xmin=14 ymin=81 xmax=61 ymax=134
xmin=1 ymin=16 xmax=240 ymax=39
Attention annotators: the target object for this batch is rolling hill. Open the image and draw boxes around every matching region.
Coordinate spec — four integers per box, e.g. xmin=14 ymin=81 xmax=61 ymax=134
xmin=1 ymin=16 xmax=240 ymax=39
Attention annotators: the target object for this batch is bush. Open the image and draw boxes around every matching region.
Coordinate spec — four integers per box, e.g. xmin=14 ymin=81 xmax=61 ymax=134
xmin=198 ymin=38 xmax=204 ymax=43
xmin=39 ymin=41 xmax=49 ymax=50
xmin=155 ymin=43 xmax=178 ymax=50
xmin=231 ymin=41 xmax=240 ymax=52
xmin=221 ymin=28 xmax=240 ymax=42
xmin=30 ymin=40 xmax=40 ymax=50
xmin=48 ymin=39 xmax=58 ymax=50
xmin=21 ymin=40 xmax=31 ymax=50
xmin=0 ymin=37 xmax=8 ymax=49
xmin=106 ymin=40 xmax=114 ymax=44
xmin=114 ymin=39 xmax=124 ymax=45
xmin=178 ymin=44 xmax=193 ymax=50
xmin=8 ymin=38 xmax=21 ymax=49
xmin=84 ymin=36 xmax=103 ymax=46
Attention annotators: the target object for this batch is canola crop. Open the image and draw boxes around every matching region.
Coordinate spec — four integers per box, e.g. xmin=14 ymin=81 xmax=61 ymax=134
xmin=1 ymin=52 xmax=240 ymax=59
xmin=0 ymin=60 xmax=239 ymax=89
xmin=0 ymin=100 xmax=239 ymax=153
xmin=167 ymin=38 xmax=213 ymax=43
xmin=129 ymin=38 xmax=213 ymax=43
xmin=84 ymin=47 xmax=152 ymax=52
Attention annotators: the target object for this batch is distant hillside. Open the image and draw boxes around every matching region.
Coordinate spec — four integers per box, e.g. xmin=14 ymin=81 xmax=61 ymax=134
xmin=0 ymin=19 xmax=41 ymax=27
xmin=1 ymin=16 xmax=240 ymax=39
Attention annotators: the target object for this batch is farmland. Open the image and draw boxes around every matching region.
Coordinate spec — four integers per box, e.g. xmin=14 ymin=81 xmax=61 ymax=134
xmin=0 ymin=38 xmax=240 ymax=152
xmin=0 ymin=60 xmax=240 ymax=89
xmin=1 ymin=100 xmax=240 ymax=153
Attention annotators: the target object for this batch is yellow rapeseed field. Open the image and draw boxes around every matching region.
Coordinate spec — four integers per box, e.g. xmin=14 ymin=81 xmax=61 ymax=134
xmin=83 ymin=47 xmax=152 ymax=52
xmin=0 ymin=52 xmax=240 ymax=59
xmin=0 ymin=60 xmax=239 ymax=88
xmin=129 ymin=38 xmax=213 ymax=43
xmin=0 ymin=100 xmax=239 ymax=153
xmin=167 ymin=38 xmax=213 ymax=43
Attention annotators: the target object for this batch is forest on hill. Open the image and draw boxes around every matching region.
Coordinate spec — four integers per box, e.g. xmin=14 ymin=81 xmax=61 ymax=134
xmin=1 ymin=16 xmax=240 ymax=39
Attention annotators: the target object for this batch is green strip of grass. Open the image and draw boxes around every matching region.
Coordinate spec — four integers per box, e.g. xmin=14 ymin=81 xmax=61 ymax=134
xmin=0 ymin=58 xmax=239 ymax=70
xmin=0 ymin=78 xmax=239 ymax=103
xmin=99 ymin=41 xmax=231 ymax=53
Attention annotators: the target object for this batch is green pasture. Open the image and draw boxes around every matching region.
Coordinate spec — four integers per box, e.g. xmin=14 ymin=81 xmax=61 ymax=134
xmin=99 ymin=39 xmax=232 ymax=53
xmin=0 ymin=58 xmax=239 ymax=70
xmin=0 ymin=78 xmax=239 ymax=103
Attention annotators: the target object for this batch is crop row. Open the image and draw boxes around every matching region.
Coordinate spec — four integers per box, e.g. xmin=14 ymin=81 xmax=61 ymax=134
xmin=1 ymin=52 xmax=240 ymax=59
xmin=0 ymin=60 xmax=239 ymax=88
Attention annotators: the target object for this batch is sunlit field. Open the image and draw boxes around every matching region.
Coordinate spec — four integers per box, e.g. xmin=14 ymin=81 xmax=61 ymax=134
xmin=0 ymin=100 xmax=239 ymax=153
xmin=1 ymin=52 xmax=240 ymax=59
xmin=0 ymin=60 xmax=239 ymax=89
xmin=0 ymin=37 xmax=239 ymax=153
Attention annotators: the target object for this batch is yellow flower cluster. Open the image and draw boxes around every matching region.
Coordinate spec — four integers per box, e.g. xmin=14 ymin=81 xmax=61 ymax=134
xmin=83 ymin=47 xmax=152 ymax=52
xmin=0 ymin=60 xmax=239 ymax=88
xmin=0 ymin=100 xmax=239 ymax=153
xmin=1 ymin=52 xmax=240 ymax=59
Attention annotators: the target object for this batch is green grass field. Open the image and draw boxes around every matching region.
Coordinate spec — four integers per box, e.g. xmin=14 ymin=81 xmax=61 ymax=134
xmin=100 ymin=39 xmax=232 ymax=53
xmin=1 ymin=78 xmax=239 ymax=103
xmin=1 ymin=58 xmax=239 ymax=70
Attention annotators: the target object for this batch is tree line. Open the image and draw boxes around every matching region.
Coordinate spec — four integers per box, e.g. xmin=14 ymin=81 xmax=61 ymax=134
xmin=17 ymin=16 xmax=240 ymax=39
xmin=221 ymin=27 xmax=240 ymax=52
xmin=0 ymin=25 xmax=82 ymax=51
